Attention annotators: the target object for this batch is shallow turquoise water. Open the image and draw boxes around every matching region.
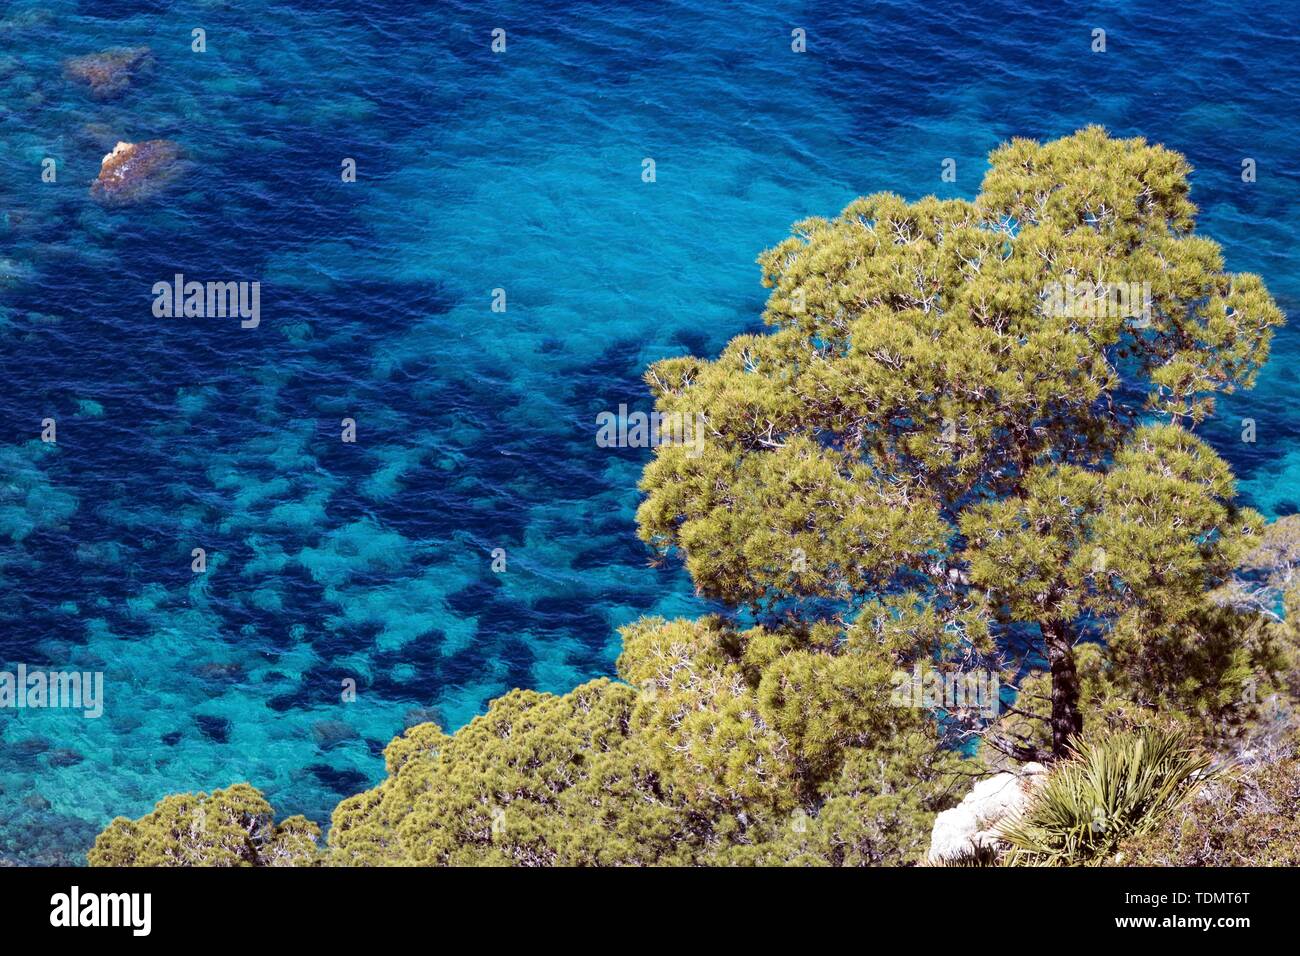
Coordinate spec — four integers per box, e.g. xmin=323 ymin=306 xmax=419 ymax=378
xmin=0 ymin=0 xmax=1297 ymax=862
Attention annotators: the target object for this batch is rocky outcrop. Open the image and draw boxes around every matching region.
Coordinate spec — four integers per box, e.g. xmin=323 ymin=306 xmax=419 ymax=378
xmin=90 ymin=140 xmax=183 ymax=205
xmin=64 ymin=47 xmax=153 ymax=99
xmin=927 ymin=762 xmax=1047 ymax=864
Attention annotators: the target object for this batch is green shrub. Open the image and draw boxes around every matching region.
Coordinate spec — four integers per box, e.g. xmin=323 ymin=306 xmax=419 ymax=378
xmin=1119 ymin=746 xmax=1300 ymax=865
xmin=88 ymin=783 xmax=321 ymax=867
xmin=999 ymin=728 xmax=1212 ymax=866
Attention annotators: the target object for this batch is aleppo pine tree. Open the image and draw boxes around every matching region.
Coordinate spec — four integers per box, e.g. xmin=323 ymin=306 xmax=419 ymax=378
xmin=636 ymin=126 xmax=1283 ymax=759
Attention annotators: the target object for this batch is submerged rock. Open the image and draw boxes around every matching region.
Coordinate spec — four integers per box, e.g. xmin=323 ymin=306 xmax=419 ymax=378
xmin=194 ymin=714 xmax=231 ymax=744
xmin=46 ymin=748 xmax=84 ymax=769
xmin=64 ymin=46 xmax=152 ymax=99
xmin=0 ymin=808 xmax=99 ymax=867
xmin=927 ymin=762 xmax=1047 ymax=864
xmin=90 ymin=139 xmax=183 ymax=206
xmin=11 ymin=736 xmax=52 ymax=760
xmin=312 ymin=719 xmax=360 ymax=751
xmin=307 ymin=763 xmax=369 ymax=796
xmin=403 ymin=706 xmax=441 ymax=729
xmin=195 ymin=661 xmax=246 ymax=683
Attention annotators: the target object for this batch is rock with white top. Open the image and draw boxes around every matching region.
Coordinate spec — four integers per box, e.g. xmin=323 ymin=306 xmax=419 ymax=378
xmin=927 ymin=762 xmax=1047 ymax=864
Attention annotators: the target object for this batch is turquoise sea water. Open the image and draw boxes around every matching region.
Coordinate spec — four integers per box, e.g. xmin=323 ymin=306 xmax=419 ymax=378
xmin=0 ymin=0 xmax=1297 ymax=863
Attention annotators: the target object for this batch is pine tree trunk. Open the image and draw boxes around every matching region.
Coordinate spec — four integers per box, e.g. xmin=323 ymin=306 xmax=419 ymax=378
xmin=1042 ymin=618 xmax=1083 ymax=759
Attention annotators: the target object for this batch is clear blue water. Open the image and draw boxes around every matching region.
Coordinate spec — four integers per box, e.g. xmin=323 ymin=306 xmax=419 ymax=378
xmin=1 ymin=0 xmax=1296 ymax=864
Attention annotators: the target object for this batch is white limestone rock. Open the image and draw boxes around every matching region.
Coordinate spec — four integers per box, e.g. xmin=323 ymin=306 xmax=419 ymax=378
xmin=927 ymin=762 xmax=1047 ymax=864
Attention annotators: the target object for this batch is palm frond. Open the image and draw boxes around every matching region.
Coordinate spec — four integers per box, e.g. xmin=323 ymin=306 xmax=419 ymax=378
xmin=998 ymin=727 xmax=1214 ymax=866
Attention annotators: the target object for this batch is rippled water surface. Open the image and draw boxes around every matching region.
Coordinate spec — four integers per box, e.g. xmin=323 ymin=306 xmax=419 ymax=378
xmin=1 ymin=0 xmax=1297 ymax=863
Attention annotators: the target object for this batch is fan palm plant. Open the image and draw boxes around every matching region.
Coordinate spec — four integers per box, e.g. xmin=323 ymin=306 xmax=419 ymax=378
xmin=998 ymin=727 xmax=1214 ymax=866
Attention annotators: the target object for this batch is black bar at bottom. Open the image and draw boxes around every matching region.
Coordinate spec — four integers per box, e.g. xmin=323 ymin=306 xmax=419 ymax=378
xmin=0 ymin=865 xmax=1286 ymax=942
